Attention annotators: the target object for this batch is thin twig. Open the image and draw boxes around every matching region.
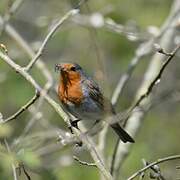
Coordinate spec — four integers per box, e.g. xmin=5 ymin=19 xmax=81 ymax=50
xmin=73 ymin=0 xmax=89 ymax=9
xmin=8 ymin=0 xmax=25 ymax=14
xmin=131 ymin=44 xmax=180 ymax=111
xmin=142 ymin=159 xmax=166 ymax=180
xmin=24 ymin=9 xmax=79 ymax=71
xmin=0 ymin=50 xmax=67 ymax=123
xmin=110 ymin=44 xmax=180 ymax=179
xmin=0 ymin=0 xmax=25 ymax=36
xmin=110 ymin=0 xmax=180 ymax=177
xmin=0 ymin=15 xmax=54 ymax=139
xmin=75 ymin=129 xmax=113 ymax=180
xmin=0 ymin=15 xmax=53 ymax=85
xmin=73 ymin=14 xmax=149 ymax=41
xmin=110 ymin=138 xmax=120 ymax=175
xmin=13 ymin=84 xmax=53 ymax=145
xmin=128 ymin=155 xmax=180 ymax=180
xmin=111 ymin=0 xmax=180 ymax=106
xmin=97 ymin=124 xmax=108 ymax=165
xmin=111 ymin=41 xmax=153 ymax=106
xmin=83 ymin=5 xmax=110 ymax=172
xmin=0 ymin=43 xmax=8 ymax=53
xmin=21 ymin=164 xmax=31 ymax=180
xmin=4 ymin=139 xmax=18 ymax=180
xmin=2 ymin=90 xmax=40 ymax=123
xmin=73 ymin=155 xmax=97 ymax=167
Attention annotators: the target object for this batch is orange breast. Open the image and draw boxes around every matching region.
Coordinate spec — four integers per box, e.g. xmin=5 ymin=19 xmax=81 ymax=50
xmin=58 ymin=75 xmax=84 ymax=105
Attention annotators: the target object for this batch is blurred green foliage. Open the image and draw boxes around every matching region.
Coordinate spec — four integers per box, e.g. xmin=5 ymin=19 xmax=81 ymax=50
xmin=0 ymin=0 xmax=180 ymax=180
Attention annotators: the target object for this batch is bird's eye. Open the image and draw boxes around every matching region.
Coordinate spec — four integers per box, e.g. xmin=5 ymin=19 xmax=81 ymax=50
xmin=70 ymin=66 xmax=76 ymax=71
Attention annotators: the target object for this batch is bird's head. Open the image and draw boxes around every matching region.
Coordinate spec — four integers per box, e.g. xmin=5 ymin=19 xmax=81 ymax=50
xmin=55 ymin=63 xmax=83 ymax=85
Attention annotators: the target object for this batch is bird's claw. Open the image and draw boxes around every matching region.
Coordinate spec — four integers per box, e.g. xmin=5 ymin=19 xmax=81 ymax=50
xmin=68 ymin=119 xmax=80 ymax=134
xmin=71 ymin=119 xmax=80 ymax=129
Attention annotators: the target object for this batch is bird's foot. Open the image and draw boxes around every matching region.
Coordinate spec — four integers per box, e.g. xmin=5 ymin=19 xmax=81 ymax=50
xmin=71 ymin=119 xmax=80 ymax=129
xmin=68 ymin=119 xmax=80 ymax=133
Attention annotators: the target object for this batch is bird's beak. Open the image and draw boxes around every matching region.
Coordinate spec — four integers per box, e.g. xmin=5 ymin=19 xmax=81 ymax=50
xmin=55 ymin=64 xmax=61 ymax=72
xmin=55 ymin=64 xmax=65 ymax=73
xmin=55 ymin=64 xmax=68 ymax=79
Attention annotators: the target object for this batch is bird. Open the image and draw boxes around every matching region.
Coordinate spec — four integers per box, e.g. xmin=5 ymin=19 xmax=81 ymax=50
xmin=55 ymin=63 xmax=134 ymax=143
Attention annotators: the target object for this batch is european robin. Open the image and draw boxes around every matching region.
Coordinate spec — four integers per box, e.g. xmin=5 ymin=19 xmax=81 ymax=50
xmin=55 ymin=63 xmax=134 ymax=143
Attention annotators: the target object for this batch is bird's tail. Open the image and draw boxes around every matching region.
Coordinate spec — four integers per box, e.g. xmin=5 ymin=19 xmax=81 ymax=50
xmin=110 ymin=123 xmax=135 ymax=143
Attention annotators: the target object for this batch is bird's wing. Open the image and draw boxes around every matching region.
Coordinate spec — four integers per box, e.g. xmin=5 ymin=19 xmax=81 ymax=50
xmin=83 ymin=78 xmax=104 ymax=109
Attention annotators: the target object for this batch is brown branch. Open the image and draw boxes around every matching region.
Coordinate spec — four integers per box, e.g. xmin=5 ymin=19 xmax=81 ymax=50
xmin=24 ymin=9 xmax=79 ymax=71
xmin=127 ymin=155 xmax=180 ymax=180
xmin=2 ymin=90 xmax=40 ymax=123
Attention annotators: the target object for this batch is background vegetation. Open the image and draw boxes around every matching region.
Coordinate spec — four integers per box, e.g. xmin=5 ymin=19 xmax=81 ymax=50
xmin=0 ymin=0 xmax=180 ymax=179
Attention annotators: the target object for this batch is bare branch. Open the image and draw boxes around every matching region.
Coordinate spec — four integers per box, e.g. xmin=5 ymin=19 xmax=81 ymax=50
xmin=8 ymin=0 xmax=25 ymax=14
xmin=111 ymin=0 xmax=180 ymax=178
xmin=111 ymin=41 xmax=153 ymax=106
xmin=110 ymin=138 xmax=120 ymax=175
xmin=73 ymin=128 xmax=113 ymax=180
xmin=111 ymin=3 xmax=180 ymax=106
xmin=0 ymin=0 xmax=25 ymax=36
xmin=0 ymin=14 xmax=54 ymax=137
xmin=110 ymin=43 xmax=180 ymax=179
xmin=0 ymin=43 xmax=8 ymax=53
xmin=73 ymin=155 xmax=97 ymax=167
xmin=73 ymin=14 xmax=149 ymax=41
xmin=97 ymin=124 xmax=108 ymax=165
xmin=4 ymin=139 xmax=18 ymax=180
xmin=2 ymin=90 xmax=40 ymax=123
xmin=24 ymin=9 xmax=79 ymax=71
xmin=141 ymin=159 xmax=166 ymax=180
xmin=21 ymin=164 xmax=31 ymax=180
xmin=131 ymin=43 xmax=180 ymax=111
xmin=111 ymin=0 xmax=180 ymax=106
xmin=128 ymin=155 xmax=180 ymax=180
xmin=0 ymin=15 xmax=53 ymax=85
xmin=73 ymin=0 xmax=89 ymax=9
